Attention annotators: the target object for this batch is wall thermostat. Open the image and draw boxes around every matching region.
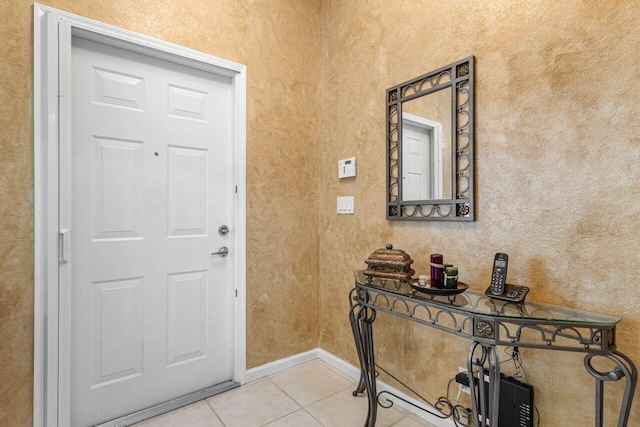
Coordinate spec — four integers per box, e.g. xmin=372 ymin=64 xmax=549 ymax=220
xmin=338 ymin=157 xmax=356 ymax=179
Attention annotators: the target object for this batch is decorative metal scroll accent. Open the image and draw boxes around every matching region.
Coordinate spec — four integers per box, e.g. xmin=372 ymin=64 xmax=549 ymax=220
xmin=386 ymin=56 xmax=474 ymax=221
xmin=583 ymin=352 xmax=638 ymax=426
xmin=475 ymin=321 xmax=494 ymax=338
xmin=399 ymin=70 xmax=452 ymax=99
xmin=388 ymin=104 xmax=399 ymax=203
xmin=457 ymin=64 xmax=469 ymax=78
xmin=401 ymin=204 xmax=454 ymax=218
xmin=457 ymin=204 xmax=470 ymax=216
xmin=375 ymin=364 xmax=454 ymax=420
xmin=496 ymin=322 xmax=610 ymax=352
xmin=456 ymin=80 xmax=471 ymax=201
xmin=359 ymin=287 xmax=472 ymax=338
xmin=355 ymin=284 xmax=618 ymax=353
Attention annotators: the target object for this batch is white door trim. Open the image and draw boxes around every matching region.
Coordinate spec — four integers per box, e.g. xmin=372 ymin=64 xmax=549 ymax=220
xmin=33 ymin=5 xmax=247 ymax=426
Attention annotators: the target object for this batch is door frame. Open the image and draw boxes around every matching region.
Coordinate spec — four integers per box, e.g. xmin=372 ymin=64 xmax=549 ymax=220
xmin=33 ymin=5 xmax=247 ymax=426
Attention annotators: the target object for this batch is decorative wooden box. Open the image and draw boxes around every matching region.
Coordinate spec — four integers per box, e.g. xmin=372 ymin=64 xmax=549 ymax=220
xmin=364 ymin=244 xmax=415 ymax=283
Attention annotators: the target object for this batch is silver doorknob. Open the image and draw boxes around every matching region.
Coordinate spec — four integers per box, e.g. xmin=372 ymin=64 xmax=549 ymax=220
xmin=211 ymin=246 xmax=229 ymax=257
xmin=218 ymin=225 xmax=229 ymax=235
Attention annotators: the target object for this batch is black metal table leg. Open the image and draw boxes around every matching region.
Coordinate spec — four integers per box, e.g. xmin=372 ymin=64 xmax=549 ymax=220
xmin=584 ymin=351 xmax=637 ymax=427
xmin=349 ymin=289 xmax=367 ymax=395
xmin=361 ymin=307 xmax=378 ymax=427
xmin=467 ymin=342 xmax=500 ymax=427
xmin=487 ymin=345 xmax=500 ymax=426
xmin=349 ymin=289 xmax=378 ymax=427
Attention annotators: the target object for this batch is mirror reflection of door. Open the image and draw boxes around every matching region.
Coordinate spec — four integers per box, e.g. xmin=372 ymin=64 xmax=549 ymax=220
xmin=402 ymin=113 xmax=442 ymax=201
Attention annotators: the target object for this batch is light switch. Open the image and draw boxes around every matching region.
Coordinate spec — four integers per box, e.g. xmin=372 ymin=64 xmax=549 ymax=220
xmin=338 ymin=157 xmax=356 ymax=179
xmin=337 ymin=196 xmax=354 ymax=214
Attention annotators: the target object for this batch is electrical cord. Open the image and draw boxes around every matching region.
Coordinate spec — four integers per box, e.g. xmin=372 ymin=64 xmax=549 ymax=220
xmin=445 ymin=377 xmax=473 ymax=426
xmin=374 ymin=364 xmax=466 ymax=425
xmin=381 ymin=348 xmax=541 ymax=427
xmin=500 ymin=346 xmax=526 ymax=381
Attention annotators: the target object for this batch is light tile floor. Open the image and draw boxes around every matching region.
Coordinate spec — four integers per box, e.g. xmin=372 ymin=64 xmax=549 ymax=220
xmin=135 ymin=360 xmax=437 ymax=427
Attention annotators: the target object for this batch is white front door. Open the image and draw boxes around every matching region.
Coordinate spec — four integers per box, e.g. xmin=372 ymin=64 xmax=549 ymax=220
xmin=67 ymin=36 xmax=234 ymax=426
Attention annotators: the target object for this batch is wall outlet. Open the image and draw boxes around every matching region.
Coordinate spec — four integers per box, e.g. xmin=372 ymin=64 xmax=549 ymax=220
xmin=457 ymin=367 xmax=471 ymax=395
xmin=456 ymin=366 xmax=490 ymax=396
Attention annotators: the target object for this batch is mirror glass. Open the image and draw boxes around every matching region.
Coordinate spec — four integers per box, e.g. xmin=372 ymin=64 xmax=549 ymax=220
xmin=401 ymin=87 xmax=452 ymax=201
xmin=386 ymin=56 xmax=474 ymax=221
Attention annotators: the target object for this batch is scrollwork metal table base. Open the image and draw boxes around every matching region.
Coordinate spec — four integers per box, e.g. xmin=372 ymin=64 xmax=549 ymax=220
xmin=349 ymin=273 xmax=636 ymax=427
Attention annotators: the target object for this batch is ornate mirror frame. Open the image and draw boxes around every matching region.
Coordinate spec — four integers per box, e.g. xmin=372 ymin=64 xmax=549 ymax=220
xmin=386 ymin=56 xmax=474 ymax=221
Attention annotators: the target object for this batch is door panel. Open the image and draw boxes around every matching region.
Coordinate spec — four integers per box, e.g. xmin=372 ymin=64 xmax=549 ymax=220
xmin=90 ymin=277 xmax=144 ymax=387
xmin=166 ymin=270 xmax=208 ymax=367
xmin=93 ymin=66 xmax=145 ymax=110
xmin=70 ymin=36 xmax=233 ymax=426
xmin=92 ymin=136 xmax=145 ymax=240
xmin=168 ymin=146 xmax=208 ymax=237
xmin=168 ymin=84 xmax=208 ymax=121
xmin=402 ymin=122 xmax=432 ymax=200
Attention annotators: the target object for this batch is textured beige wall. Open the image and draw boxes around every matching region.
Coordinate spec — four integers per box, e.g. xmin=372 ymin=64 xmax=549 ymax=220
xmin=0 ymin=1 xmax=320 ymax=425
xmin=3 ymin=1 xmax=640 ymax=426
xmin=319 ymin=1 xmax=640 ymax=426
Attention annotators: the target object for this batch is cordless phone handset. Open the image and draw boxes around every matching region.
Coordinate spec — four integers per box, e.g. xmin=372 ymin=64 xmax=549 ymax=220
xmin=485 ymin=252 xmax=530 ymax=303
xmin=490 ymin=253 xmax=508 ymax=295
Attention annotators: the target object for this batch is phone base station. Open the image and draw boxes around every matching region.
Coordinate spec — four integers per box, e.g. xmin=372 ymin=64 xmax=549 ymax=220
xmin=485 ymin=284 xmax=530 ymax=303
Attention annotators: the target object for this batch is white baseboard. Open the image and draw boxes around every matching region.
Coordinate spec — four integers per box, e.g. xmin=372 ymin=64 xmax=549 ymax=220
xmin=245 ymin=349 xmax=319 ymax=383
xmin=245 ymin=348 xmax=456 ymax=427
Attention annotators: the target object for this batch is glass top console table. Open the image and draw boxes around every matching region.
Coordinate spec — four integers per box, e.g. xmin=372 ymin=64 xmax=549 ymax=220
xmin=349 ymin=271 xmax=636 ymax=427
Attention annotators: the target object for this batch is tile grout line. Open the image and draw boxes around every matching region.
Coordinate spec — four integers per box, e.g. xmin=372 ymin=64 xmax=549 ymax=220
xmin=262 ymin=364 xmax=326 ymax=426
xmin=301 ymin=408 xmax=326 ymax=427
xmin=301 ymin=381 xmax=407 ymax=427
xmin=262 ymin=376 xmax=304 ymax=412
xmin=394 ymin=413 xmax=438 ymax=427
xmin=269 ymin=361 xmax=358 ymax=408
xmin=136 ymin=361 xmax=410 ymax=427
xmin=254 ymin=378 xmax=302 ymax=426
xmin=263 ymin=362 xmax=361 ymax=426
xmin=269 ymin=359 xmax=322 ymax=379
xmin=304 ymin=382 xmax=363 ymax=410
xmin=205 ymin=397 xmax=228 ymax=427
xmin=316 ymin=359 xmax=359 ymax=383
xmin=139 ymin=360 xmax=408 ymax=427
